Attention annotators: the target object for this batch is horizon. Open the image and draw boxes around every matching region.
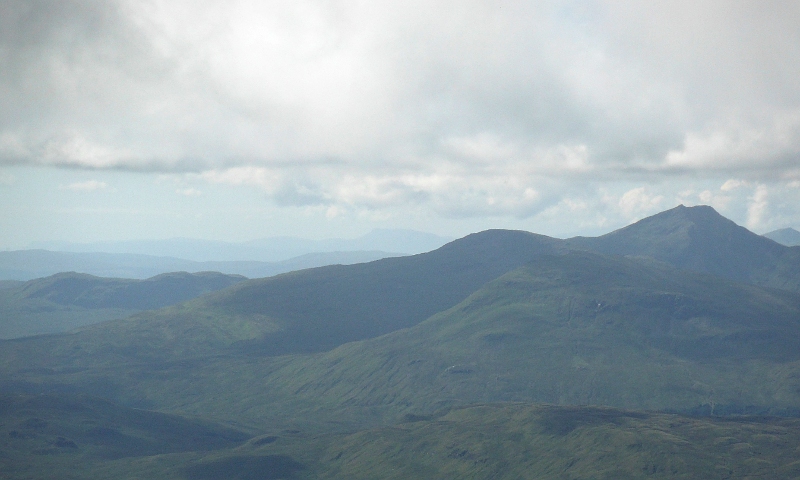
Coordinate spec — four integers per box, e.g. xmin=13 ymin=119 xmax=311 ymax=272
xmin=2 ymin=2 xmax=800 ymax=249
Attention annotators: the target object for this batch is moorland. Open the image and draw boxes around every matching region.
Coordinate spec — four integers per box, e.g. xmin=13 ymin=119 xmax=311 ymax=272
xmin=2 ymin=205 xmax=800 ymax=479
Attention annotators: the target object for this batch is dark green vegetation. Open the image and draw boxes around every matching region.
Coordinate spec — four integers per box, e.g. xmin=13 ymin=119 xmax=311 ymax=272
xmin=0 ymin=271 xmax=246 ymax=338
xmin=765 ymin=227 xmax=800 ymax=247
xmin=4 ymin=401 xmax=800 ymax=479
xmin=2 ymin=205 xmax=800 ymax=478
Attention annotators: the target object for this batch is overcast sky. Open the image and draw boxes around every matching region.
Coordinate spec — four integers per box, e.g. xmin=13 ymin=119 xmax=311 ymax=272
xmin=2 ymin=0 xmax=800 ymax=249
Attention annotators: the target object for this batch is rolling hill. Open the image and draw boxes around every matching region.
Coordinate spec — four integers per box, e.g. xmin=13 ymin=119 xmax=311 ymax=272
xmin=0 ymin=271 xmax=246 ymax=339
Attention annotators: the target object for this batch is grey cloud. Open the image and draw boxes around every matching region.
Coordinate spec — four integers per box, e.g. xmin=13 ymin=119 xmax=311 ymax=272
xmin=3 ymin=0 xmax=800 ymax=219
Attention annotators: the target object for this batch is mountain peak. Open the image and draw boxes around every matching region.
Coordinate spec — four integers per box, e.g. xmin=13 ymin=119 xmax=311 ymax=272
xmin=764 ymin=227 xmax=800 ymax=246
xmin=568 ymin=204 xmax=787 ymax=284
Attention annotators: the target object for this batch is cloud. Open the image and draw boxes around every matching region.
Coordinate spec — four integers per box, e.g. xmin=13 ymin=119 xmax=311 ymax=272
xmin=176 ymin=187 xmax=201 ymax=196
xmin=60 ymin=180 xmax=108 ymax=192
xmin=2 ymin=1 xmax=800 ymax=219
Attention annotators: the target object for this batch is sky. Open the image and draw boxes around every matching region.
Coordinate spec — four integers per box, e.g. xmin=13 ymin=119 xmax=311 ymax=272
xmin=2 ymin=0 xmax=800 ymax=249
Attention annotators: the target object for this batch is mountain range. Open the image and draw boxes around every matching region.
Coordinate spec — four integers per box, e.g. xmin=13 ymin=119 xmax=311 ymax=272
xmin=0 ymin=249 xmax=401 ymax=281
xmin=29 ymin=228 xmax=452 ymax=262
xmin=2 ymin=204 xmax=800 ymax=478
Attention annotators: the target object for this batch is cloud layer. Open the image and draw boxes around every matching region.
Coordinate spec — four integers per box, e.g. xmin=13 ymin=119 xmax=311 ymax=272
xmin=2 ymin=0 xmax=800 ymax=224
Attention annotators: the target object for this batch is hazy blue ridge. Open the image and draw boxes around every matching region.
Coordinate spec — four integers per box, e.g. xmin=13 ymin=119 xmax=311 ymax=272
xmin=29 ymin=228 xmax=452 ymax=262
xmin=764 ymin=227 xmax=800 ymax=246
xmin=0 ymin=249 xmax=401 ymax=281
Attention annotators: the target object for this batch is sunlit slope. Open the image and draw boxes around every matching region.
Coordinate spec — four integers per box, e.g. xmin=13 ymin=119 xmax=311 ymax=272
xmin=202 ymin=251 xmax=800 ymax=428
xmin=0 ymin=229 xmax=565 ymax=368
xmin=0 ymin=271 xmax=246 ymax=339
xmin=569 ymin=204 xmax=800 ymax=291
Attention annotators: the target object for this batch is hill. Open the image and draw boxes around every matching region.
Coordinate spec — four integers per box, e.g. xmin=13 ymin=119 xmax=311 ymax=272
xmin=764 ymin=227 xmax=800 ymax=246
xmin=0 ymin=271 xmax=246 ymax=339
xmin=0 ymin=229 xmax=564 ymax=363
xmin=6 ymin=401 xmax=800 ymax=479
xmin=568 ymin=204 xmax=800 ymax=291
xmin=3 ymin=251 xmax=800 ymax=432
xmin=0 ymin=393 xmax=249 ymax=478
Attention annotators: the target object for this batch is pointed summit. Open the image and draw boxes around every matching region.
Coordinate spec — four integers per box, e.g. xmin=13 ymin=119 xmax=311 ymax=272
xmin=568 ymin=205 xmax=792 ymax=286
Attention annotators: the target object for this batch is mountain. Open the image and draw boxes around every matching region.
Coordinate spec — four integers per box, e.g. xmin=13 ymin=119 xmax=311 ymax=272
xmin=2 ymin=250 xmax=800 ymax=432
xmin=568 ymin=204 xmax=800 ymax=291
xmin=0 ymin=249 xmax=399 ymax=280
xmin=0 ymin=229 xmax=565 ymax=365
xmin=764 ymin=227 xmax=800 ymax=246
xmin=0 ymin=271 xmax=246 ymax=339
xmin=2 ymin=205 xmax=800 ymax=478
xmin=31 ymin=229 xmax=452 ymax=262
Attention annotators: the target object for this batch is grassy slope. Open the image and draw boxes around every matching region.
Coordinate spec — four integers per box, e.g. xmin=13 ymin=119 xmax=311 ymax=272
xmin=132 ymin=252 xmax=800 ymax=431
xmin=13 ymin=403 xmax=800 ymax=479
xmin=6 ymin=252 xmax=799 ymax=434
xmin=0 ymin=271 xmax=246 ymax=339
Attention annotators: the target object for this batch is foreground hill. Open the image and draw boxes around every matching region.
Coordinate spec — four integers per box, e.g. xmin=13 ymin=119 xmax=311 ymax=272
xmin=6 ymin=401 xmax=800 ymax=479
xmin=0 ymin=271 xmax=246 ymax=338
xmin=568 ymin=205 xmax=800 ymax=291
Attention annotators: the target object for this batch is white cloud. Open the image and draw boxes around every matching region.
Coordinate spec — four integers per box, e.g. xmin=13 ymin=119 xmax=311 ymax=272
xmin=746 ymin=184 xmax=770 ymax=230
xmin=618 ymin=187 xmax=664 ymax=218
xmin=60 ymin=180 xmax=108 ymax=192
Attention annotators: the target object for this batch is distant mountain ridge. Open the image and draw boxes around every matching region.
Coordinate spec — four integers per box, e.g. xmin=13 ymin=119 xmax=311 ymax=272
xmin=30 ymin=228 xmax=452 ymax=262
xmin=0 ymin=249 xmax=400 ymax=281
xmin=765 ymin=227 xmax=800 ymax=246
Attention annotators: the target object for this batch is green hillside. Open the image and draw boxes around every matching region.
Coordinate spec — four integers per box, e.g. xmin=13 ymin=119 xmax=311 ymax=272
xmin=160 ymin=251 xmax=799 ymax=430
xmin=0 ymin=271 xmax=246 ymax=339
xmin=4 ymin=251 xmax=800 ymax=434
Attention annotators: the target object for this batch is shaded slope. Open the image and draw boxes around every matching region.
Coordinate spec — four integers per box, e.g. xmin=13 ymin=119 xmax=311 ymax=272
xmin=0 ymin=393 xmax=249 ymax=479
xmin=568 ymin=204 xmax=800 ymax=291
xmin=0 ymin=229 xmax=565 ymax=364
xmin=0 ymin=271 xmax=246 ymax=339
xmin=21 ymin=403 xmax=800 ymax=479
